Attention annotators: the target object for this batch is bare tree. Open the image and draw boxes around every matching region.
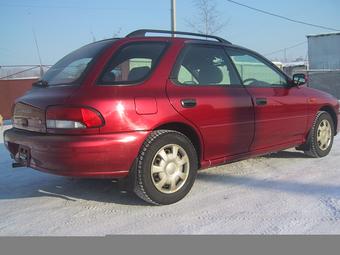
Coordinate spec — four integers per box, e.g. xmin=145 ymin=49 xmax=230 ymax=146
xmin=112 ymin=27 xmax=122 ymax=38
xmin=90 ymin=28 xmax=122 ymax=42
xmin=187 ymin=0 xmax=228 ymax=35
xmin=90 ymin=31 xmax=96 ymax=42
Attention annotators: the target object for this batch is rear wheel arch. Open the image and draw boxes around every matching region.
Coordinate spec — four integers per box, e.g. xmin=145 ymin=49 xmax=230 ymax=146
xmin=154 ymin=122 xmax=203 ymax=167
xmin=133 ymin=129 xmax=199 ymax=205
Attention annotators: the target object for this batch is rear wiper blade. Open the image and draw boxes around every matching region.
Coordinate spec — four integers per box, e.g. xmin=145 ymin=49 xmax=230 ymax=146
xmin=32 ymin=79 xmax=49 ymax=87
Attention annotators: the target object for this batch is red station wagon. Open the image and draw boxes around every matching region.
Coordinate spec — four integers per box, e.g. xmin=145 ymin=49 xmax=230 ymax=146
xmin=4 ymin=30 xmax=340 ymax=205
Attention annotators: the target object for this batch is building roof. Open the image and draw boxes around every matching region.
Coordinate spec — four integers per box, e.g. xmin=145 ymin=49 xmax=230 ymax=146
xmin=282 ymin=61 xmax=306 ymax=67
xmin=307 ymin=32 xmax=340 ymax=38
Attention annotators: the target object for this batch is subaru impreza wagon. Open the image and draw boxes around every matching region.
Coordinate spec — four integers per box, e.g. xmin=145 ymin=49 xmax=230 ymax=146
xmin=4 ymin=29 xmax=340 ymax=205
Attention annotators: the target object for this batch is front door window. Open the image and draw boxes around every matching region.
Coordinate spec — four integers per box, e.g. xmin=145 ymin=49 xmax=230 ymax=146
xmin=226 ymin=48 xmax=287 ymax=87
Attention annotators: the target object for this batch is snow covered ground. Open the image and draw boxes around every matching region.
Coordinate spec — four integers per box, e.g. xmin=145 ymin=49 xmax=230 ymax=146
xmin=1 ymin=125 xmax=340 ymax=235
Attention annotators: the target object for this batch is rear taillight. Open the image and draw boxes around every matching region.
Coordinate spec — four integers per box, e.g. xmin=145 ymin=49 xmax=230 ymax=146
xmin=46 ymin=106 xmax=104 ymax=129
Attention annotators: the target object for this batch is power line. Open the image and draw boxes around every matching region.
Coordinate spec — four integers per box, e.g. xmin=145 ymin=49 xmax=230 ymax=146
xmin=264 ymin=41 xmax=307 ymax=57
xmin=0 ymin=65 xmax=52 ymax=68
xmin=225 ymin=0 xmax=340 ymax=32
xmin=0 ymin=3 xmax=167 ymax=11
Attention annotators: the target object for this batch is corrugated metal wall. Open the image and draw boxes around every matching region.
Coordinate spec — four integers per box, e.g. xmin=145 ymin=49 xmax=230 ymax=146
xmin=307 ymin=33 xmax=340 ymax=70
xmin=307 ymin=33 xmax=340 ymax=99
xmin=307 ymin=71 xmax=340 ymax=99
xmin=0 ymin=79 xmax=37 ymax=120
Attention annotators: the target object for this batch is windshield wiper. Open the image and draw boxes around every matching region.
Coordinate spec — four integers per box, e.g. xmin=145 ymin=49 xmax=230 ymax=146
xmin=32 ymin=79 xmax=49 ymax=87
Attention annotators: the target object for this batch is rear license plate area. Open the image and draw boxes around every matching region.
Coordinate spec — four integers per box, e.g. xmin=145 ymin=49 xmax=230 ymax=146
xmin=17 ymin=145 xmax=31 ymax=166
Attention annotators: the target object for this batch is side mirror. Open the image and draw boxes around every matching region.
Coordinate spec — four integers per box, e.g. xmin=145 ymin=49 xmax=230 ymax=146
xmin=292 ymin=73 xmax=307 ymax=86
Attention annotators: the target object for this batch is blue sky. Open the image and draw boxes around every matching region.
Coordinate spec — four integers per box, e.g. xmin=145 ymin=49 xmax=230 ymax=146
xmin=0 ymin=0 xmax=339 ymax=65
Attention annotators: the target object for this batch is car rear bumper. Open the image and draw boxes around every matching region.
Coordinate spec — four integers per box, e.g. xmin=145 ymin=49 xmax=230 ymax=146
xmin=3 ymin=128 xmax=149 ymax=178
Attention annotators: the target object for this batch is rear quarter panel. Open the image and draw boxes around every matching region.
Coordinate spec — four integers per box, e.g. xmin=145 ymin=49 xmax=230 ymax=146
xmin=64 ymin=38 xmax=206 ymax=161
xmin=65 ymin=38 xmax=185 ymax=133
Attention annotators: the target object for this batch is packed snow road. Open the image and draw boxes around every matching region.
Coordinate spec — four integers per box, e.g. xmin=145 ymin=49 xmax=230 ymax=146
xmin=1 ymin=125 xmax=340 ymax=235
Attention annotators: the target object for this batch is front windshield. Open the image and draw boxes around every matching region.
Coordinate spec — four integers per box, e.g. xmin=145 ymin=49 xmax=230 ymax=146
xmin=42 ymin=39 xmax=115 ymax=86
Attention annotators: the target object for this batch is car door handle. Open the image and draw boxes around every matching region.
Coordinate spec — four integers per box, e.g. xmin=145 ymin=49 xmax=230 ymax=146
xmin=181 ymin=99 xmax=197 ymax=108
xmin=256 ymin=98 xmax=267 ymax=106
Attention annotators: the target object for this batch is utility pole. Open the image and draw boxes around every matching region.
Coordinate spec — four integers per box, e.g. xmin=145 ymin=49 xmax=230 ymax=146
xmin=171 ymin=0 xmax=176 ymax=36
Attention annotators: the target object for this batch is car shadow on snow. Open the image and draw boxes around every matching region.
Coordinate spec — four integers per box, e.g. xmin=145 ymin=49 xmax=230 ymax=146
xmin=0 ymin=169 xmax=148 ymax=206
xmin=0 ymin=137 xmax=150 ymax=205
xmin=196 ymin=172 xmax=340 ymax=197
xmin=262 ymin=150 xmax=311 ymax=159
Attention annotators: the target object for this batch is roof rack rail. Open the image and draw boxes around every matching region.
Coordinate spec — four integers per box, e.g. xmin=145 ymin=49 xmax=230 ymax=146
xmin=126 ymin=29 xmax=231 ymax=44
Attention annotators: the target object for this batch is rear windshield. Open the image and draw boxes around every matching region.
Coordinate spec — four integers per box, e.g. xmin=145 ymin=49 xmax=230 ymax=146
xmin=42 ymin=40 xmax=115 ymax=86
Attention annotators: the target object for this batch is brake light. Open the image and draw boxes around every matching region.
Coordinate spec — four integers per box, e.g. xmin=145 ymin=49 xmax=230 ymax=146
xmin=46 ymin=106 xmax=104 ymax=129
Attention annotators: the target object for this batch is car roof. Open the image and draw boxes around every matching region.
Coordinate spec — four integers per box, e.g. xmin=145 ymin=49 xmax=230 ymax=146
xmin=121 ymin=29 xmax=255 ymax=52
xmin=89 ymin=29 xmax=243 ymax=49
xmin=88 ymin=33 xmax=257 ymax=61
xmin=126 ymin=29 xmax=232 ymax=44
xmin=85 ymin=30 xmax=290 ymax=81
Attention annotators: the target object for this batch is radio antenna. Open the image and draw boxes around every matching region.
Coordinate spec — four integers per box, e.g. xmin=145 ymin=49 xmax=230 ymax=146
xmin=32 ymin=27 xmax=44 ymax=77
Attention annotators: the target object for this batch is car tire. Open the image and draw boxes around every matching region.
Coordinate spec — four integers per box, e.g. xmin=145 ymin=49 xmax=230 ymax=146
xmin=133 ymin=130 xmax=198 ymax=205
xmin=304 ymin=111 xmax=334 ymax=158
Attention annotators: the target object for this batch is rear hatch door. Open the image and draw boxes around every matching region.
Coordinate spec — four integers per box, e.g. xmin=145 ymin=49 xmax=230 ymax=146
xmin=13 ymin=86 xmax=79 ymax=133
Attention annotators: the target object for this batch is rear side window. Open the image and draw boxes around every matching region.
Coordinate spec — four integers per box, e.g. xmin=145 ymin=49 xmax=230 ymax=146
xmin=98 ymin=42 xmax=167 ymax=85
xmin=172 ymin=45 xmax=241 ymax=86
